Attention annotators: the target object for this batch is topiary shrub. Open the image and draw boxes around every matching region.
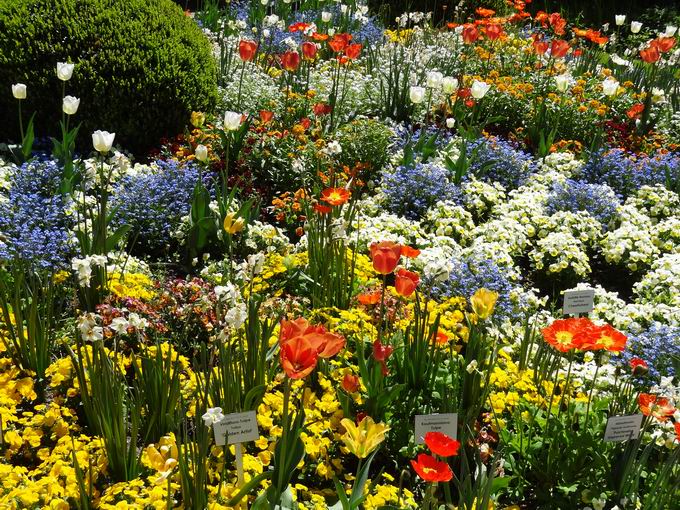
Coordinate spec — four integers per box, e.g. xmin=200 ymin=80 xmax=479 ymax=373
xmin=0 ymin=0 xmax=218 ymax=155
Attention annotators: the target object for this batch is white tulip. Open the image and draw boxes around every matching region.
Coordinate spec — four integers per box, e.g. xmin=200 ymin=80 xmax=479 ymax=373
xmin=92 ymin=130 xmax=115 ymax=153
xmin=554 ymin=74 xmax=570 ymax=92
xmin=470 ymin=80 xmax=491 ymax=99
xmin=56 ymin=62 xmax=75 ymax=81
xmin=409 ymin=86 xmax=426 ymax=104
xmin=62 ymin=95 xmax=80 ymax=115
xmin=11 ymin=83 xmax=26 ymax=99
xmin=446 ymin=117 xmax=455 ymax=128
xmin=321 ymin=11 xmax=332 ymax=22
xmin=615 ymin=15 xmax=626 ymax=26
xmin=442 ymin=76 xmax=458 ymax=94
xmin=665 ymin=25 xmax=678 ymax=37
xmin=630 ymin=21 xmax=642 ymax=34
xmin=651 ymin=87 xmax=665 ymax=103
xmin=195 ymin=144 xmax=208 ymax=162
xmin=601 ymin=77 xmax=619 ymax=96
xmin=340 ymin=4 xmax=348 ymax=14
xmin=223 ymin=111 xmax=242 ymax=131
xmin=426 ymin=71 xmax=443 ymax=89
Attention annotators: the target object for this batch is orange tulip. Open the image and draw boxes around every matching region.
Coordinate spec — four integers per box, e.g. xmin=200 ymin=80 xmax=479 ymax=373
xmin=259 ymin=110 xmax=274 ymax=123
xmin=281 ymin=51 xmax=301 ymax=71
xmin=341 ymin=373 xmax=360 ymax=393
xmin=239 ymin=40 xmax=258 ymax=61
xmin=638 ymin=393 xmax=676 ymax=422
xmin=345 ymin=43 xmax=362 ymax=60
xmin=394 ymin=268 xmax=419 ymax=297
xmin=462 ymin=25 xmax=479 ymax=44
xmin=280 ymin=336 xmax=318 ymax=379
xmin=357 ymin=291 xmax=381 ymax=305
xmin=640 ymin=46 xmax=660 ymax=63
xmin=484 ymin=24 xmax=504 ymax=41
xmin=369 ymin=241 xmax=401 ymax=275
xmin=475 ymin=7 xmax=495 ymax=18
xmin=550 ymin=39 xmax=570 ymax=58
xmin=533 ymin=40 xmax=549 ymax=54
xmin=329 ymin=33 xmax=352 ymax=52
xmin=279 ymin=317 xmax=346 ymax=359
xmin=650 ymin=36 xmax=676 ymax=53
xmin=401 ymin=245 xmax=421 ymax=258
xmin=411 ymin=453 xmax=453 ymax=482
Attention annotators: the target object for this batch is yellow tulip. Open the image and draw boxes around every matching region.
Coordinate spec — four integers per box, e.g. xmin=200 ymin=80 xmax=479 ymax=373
xmin=224 ymin=212 xmax=245 ymax=235
xmin=339 ymin=416 xmax=389 ymax=459
xmin=144 ymin=434 xmax=178 ymax=483
xmin=470 ymin=288 xmax=498 ymax=320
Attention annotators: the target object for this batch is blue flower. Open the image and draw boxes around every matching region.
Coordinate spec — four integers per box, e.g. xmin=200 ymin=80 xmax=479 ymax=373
xmin=545 ymin=179 xmax=620 ymax=227
xmin=0 ymin=159 xmax=73 ymax=271
xmin=466 ymin=137 xmax=536 ymax=190
xmin=619 ymin=323 xmax=680 ymax=380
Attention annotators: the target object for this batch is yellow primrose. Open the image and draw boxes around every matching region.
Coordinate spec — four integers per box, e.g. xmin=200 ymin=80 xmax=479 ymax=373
xmin=339 ymin=416 xmax=389 ymax=459
xmin=470 ymin=288 xmax=498 ymax=320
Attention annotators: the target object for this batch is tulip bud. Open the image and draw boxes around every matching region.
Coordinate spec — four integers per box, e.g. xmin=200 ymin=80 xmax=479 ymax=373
xmin=470 ymin=80 xmax=490 ymax=99
xmin=630 ymin=21 xmax=642 ymax=34
xmin=11 ymin=83 xmax=26 ymax=100
xmin=615 ymin=15 xmax=626 ymax=26
xmin=62 ymin=95 xmax=80 ymax=115
xmin=195 ymin=144 xmax=208 ymax=162
xmin=223 ymin=111 xmax=242 ymax=131
xmin=409 ymin=86 xmax=426 ymax=104
xmin=56 ymin=62 xmax=75 ymax=81
xmin=442 ymin=76 xmax=458 ymax=94
xmin=446 ymin=117 xmax=455 ymax=128
xmin=321 ymin=11 xmax=332 ymax=22
xmin=92 ymin=130 xmax=115 ymax=153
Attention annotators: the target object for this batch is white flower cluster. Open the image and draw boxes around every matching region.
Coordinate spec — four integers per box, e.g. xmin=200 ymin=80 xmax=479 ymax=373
xmin=633 ymin=253 xmax=680 ymax=307
xmin=423 ymin=200 xmax=475 ymax=246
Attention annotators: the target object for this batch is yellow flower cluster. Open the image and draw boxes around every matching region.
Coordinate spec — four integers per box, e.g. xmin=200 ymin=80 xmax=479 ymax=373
xmin=109 ymin=272 xmax=157 ymax=302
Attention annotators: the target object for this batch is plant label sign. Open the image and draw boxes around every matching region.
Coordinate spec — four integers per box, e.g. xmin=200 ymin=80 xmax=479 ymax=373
xmin=214 ymin=411 xmax=259 ymax=446
xmin=563 ymin=288 xmax=595 ymax=316
xmin=414 ymin=413 xmax=457 ymax=444
xmin=604 ymin=414 xmax=643 ymax=442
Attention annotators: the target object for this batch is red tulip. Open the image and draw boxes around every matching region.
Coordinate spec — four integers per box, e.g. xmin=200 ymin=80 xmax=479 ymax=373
xmin=281 ymin=50 xmax=301 ymax=71
xmin=533 ymin=40 xmax=549 ymax=55
xmin=369 ymin=241 xmax=401 ymax=275
xmin=550 ymin=39 xmax=570 ymax=58
xmin=345 ymin=43 xmax=362 ymax=59
xmin=484 ymin=24 xmax=503 ymax=41
xmin=239 ymin=40 xmax=258 ymax=62
xmin=372 ymin=339 xmax=393 ymax=362
xmin=301 ymin=41 xmax=318 ymax=60
xmin=462 ymin=25 xmax=479 ymax=44
xmin=394 ymin=268 xmax=419 ymax=297
xmin=342 ymin=373 xmax=360 ymax=393
xmin=424 ymin=432 xmax=461 ymax=457
xmin=640 ymin=46 xmax=660 ymax=63
xmin=411 ymin=453 xmax=453 ymax=482
xmin=329 ymin=33 xmax=352 ymax=52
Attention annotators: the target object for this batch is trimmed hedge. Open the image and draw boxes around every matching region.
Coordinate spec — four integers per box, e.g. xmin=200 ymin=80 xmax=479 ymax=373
xmin=0 ymin=0 xmax=218 ymax=155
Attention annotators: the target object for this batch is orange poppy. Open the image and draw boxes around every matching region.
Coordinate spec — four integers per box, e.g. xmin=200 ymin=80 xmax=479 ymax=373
xmin=638 ymin=394 xmax=676 ymax=422
xmin=320 ymin=187 xmax=350 ymax=206
xmin=280 ymin=336 xmax=318 ymax=379
xmin=640 ymin=46 xmax=660 ymax=63
xmin=424 ymin=432 xmax=460 ymax=457
xmin=394 ymin=268 xmax=419 ymax=297
xmin=342 ymin=373 xmax=360 ymax=393
xmin=401 ymin=245 xmax=421 ymax=258
xmin=369 ymin=241 xmax=401 ymax=275
xmin=629 ymin=358 xmax=649 ymax=376
xmin=358 ymin=291 xmax=381 ymax=305
xmin=411 ymin=453 xmax=453 ymax=482
xmin=281 ymin=51 xmax=301 ymax=71
xmin=581 ymin=324 xmax=627 ymax=352
xmin=541 ymin=317 xmax=597 ymax=352
xmin=239 ymin=40 xmax=258 ymax=62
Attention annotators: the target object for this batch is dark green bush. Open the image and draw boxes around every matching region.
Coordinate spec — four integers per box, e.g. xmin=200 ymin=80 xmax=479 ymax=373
xmin=0 ymin=0 xmax=218 ymax=155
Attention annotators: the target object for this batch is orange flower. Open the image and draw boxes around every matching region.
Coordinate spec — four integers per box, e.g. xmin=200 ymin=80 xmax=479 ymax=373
xmin=462 ymin=25 xmax=479 ymax=44
xmin=281 ymin=51 xmax=301 ymax=71
xmin=434 ymin=331 xmax=450 ymax=346
xmin=342 ymin=373 xmax=360 ymax=393
xmin=259 ymin=110 xmax=274 ymax=123
xmin=541 ymin=317 xmax=597 ymax=352
xmin=401 ymin=245 xmax=421 ymax=258
xmin=358 ymin=291 xmax=381 ymax=305
xmin=650 ymin=36 xmax=676 ymax=53
xmin=345 ymin=43 xmax=362 ymax=60
xmin=313 ymin=203 xmax=332 ymax=214
xmin=312 ymin=32 xmax=329 ymax=41
xmin=394 ymin=268 xmax=419 ymax=297
xmin=301 ymin=41 xmax=318 ymax=60
xmin=329 ymin=33 xmax=352 ymax=52
xmin=581 ymin=324 xmax=627 ymax=352
xmin=280 ymin=336 xmax=318 ymax=379
xmin=475 ymin=7 xmax=495 ymax=18
xmin=321 ymin=187 xmax=350 ymax=206
xmin=638 ymin=394 xmax=676 ymax=422
xmin=640 ymin=46 xmax=660 ymax=63
xmin=288 ymin=22 xmax=310 ymax=33
xmin=484 ymin=24 xmax=504 ymax=41
xmin=239 ymin=40 xmax=258 ymax=61
xmin=411 ymin=453 xmax=453 ymax=482
xmin=550 ymin=39 xmax=570 ymax=58
xmin=548 ymin=13 xmax=566 ymax=35
xmin=424 ymin=432 xmax=460 ymax=457
xmin=675 ymin=422 xmax=680 ymax=442
xmin=279 ymin=317 xmax=346 ymax=359
xmin=533 ymin=40 xmax=549 ymax=54
xmin=626 ymin=103 xmax=644 ymax=120
xmin=372 ymin=339 xmax=393 ymax=361
xmin=629 ymin=358 xmax=649 ymax=376
xmin=369 ymin=241 xmax=401 ymax=275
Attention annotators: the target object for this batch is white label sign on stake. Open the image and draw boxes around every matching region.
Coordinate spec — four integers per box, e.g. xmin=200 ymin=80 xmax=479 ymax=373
xmin=604 ymin=414 xmax=643 ymax=442
xmin=563 ymin=288 xmax=595 ymax=316
xmin=414 ymin=413 xmax=457 ymax=444
xmin=214 ymin=410 xmax=259 ymax=447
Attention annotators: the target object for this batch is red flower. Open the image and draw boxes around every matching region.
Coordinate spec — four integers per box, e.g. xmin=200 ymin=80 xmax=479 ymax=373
xmin=342 ymin=373 xmax=360 ymax=393
xmin=329 ymin=33 xmax=352 ymax=52
xmin=313 ymin=203 xmax=332 ymax=215
xmin=259 ymin=110 xmax=274 ymax=123
xmin=462 ymin=25 xmax=479 ymax=44
xmin=401 ymin=246 xmax=421 ymax=258
xmin=313 ymin=102 xmax=332 ymax=116
xmin=533 ymin=40 xmax=549 ymax=54
xmin=280 ymin=336 xmax=318 ymax=379
xmin=548 ymin=13 xmax=566 ymax=35
xmin=629 ymin=358 xmax=649 ymax=376
xmin=369 ymin=241 xmax=402 ymax=275
xmin=434 ymin=331 xmax=450 ymax=346
xmin=394 ymin=268 xmax=419 ymax=297
xmin=550 ymin=39 xmax=570 ymax=58
xmin=411 ymin=453 xmax=453 ymax=482
xmin=321 ymin=187 xmax=350 ymax=206
xmin=650 ymin=36 xmax=676 ymax=53
xmin=640 ymin=46 xmax=660 ymax=63
xmin=638 ymin=394 xmax=676 ymax=422
xmin=475 ymin=7 xmax=495 ymax=18
xmin=302 ymin=41 xmax=318 ymax=60
xmin=484 ymin=24 xmax=504 ymax=41
xmin=280 ymin=317 xmax=346 ymax=359
xmin=424 ymin=432 xmax=461 ymax=457
xmin=541 ymin=317 xmax=598 ymax=352
xmin=675 ymin=422 xmax=680 ymax=442
xmin=281 ymin=51 xmax=301 ymax=71
xmin=289 ymin=22 xmax=310 ymax=33
xmin=580 ymin=324 xmax=627 ymax=352
xmin=372 ymin=339 xmax=393 ymax=362
xmin=345 ymin=43 xmax=362 ymax=60
xmin=626 ymin=103 xmax=645 ymax=120
xmin=239 ymin=40 xmax=258 ymax=62
xmin=357 ymin=291 xmax=381 ymax=305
